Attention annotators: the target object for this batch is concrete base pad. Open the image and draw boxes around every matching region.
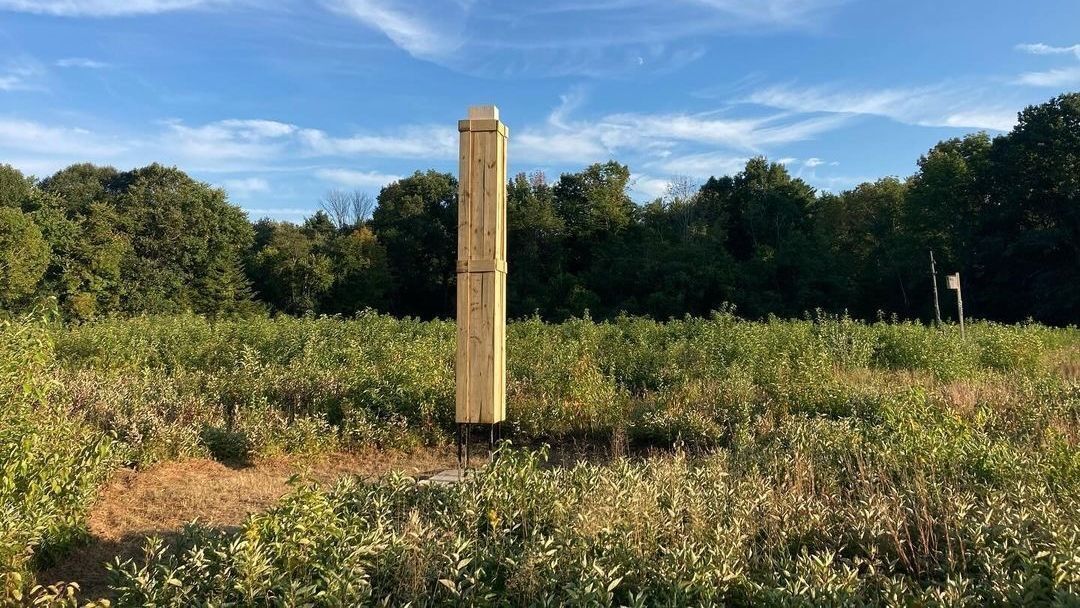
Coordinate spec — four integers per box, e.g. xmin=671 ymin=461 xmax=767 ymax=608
xmin=420 ymin=468 xmax=479 ymax=485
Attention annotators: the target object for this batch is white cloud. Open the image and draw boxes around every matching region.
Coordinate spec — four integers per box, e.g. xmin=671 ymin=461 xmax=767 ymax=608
xmin=315 ymin=168 xmax=402 ymax=188
xmin=55 ymin=57 xmax=110 ymax=68
xmin=218 ymin=119 xmax=297 ymax=138
xmin=630 ymin=174 xmax=671 ymax=200
xmin=1016 ymin=42 xmax=1080 ymax=58
xmin=803 ymin=157 xmax=825 ymax=167
xmin=325 ymin=0 xmax=845 ymax=76
xmin=747 ymin=83 xmax=1018 ymax=131
xmin=1013 ymin=66 xmax=1080 ymax=88
xmin=1 ymin=113 xmax=461 ymax=179
xmin=0 ymin=0 xmax=224 ymax=16
xmin=515 ymin=93 xmax=849 ymax=166
xmin=651 ymin=151 xmax=748 ymax=178
xmin=806 ymin=173 xmax=875 ymax=192
xmin=223 ymin=177 xmax=270 ymax=195
xmin=243 ymin=207 xmax=312 ymax=217
xmin=322 ymin=0 xmax=470 ymax=60
xmin=516 ymin=129 xmax=612 ymax=165
xmin=162 ymin=119 xmax=297 ymax=166
xmin=690 ymin=0 xmax=848 ymax=26
xmin=298 ymin=125 xmax=456 ymax=158
xmin=1012 ymin=42 xmax=1080 ymax=88
xmin=0 ymin=117 xmax=129 ymax=157
xmin=0 ymin=59 xmax=45 ymax=92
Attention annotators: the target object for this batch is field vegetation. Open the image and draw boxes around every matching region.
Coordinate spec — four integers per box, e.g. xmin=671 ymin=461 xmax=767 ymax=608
xmin=1 ymin=312 xmax=1077 ymax=605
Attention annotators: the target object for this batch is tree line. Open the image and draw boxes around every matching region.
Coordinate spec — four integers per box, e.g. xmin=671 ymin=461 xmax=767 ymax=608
xmin=0 ymin=93 xmax=1076 ymax=324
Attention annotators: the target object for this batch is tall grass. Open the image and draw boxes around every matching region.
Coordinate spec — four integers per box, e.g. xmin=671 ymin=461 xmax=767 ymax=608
xmin=0 ymin=311 xmax=1076 ymax=604
xmin=51 ymin=312 xmax=1078 ymax=460
xmin=112 ymin=437 xmax=1079 ymax=606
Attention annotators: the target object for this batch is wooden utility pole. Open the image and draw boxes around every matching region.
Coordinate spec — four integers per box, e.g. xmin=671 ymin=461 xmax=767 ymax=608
xmin=455 ymin=105 xmax=508 ymax=467
xmin=929 ymin=250 xmax=942 ymax=325
xmin=946 ymin=272 xmax=965 ymax=339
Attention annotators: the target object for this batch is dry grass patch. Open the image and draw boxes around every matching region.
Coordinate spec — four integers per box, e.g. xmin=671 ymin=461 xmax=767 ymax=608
xmin=39 ymin=448 xmax=456 ymax=601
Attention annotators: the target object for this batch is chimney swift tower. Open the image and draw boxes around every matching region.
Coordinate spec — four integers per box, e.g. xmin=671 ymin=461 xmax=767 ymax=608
xmin=455 ymin=105 xmax=508 ymax=467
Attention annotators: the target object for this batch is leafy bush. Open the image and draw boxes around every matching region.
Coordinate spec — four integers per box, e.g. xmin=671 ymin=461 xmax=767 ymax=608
xmin=2 ymin=311 xmax=1076 ymax=604
xmin=110 ymin=438 xmax=1080 ymax=606
xmin=0 ymin=316 xmax=118 ymax=604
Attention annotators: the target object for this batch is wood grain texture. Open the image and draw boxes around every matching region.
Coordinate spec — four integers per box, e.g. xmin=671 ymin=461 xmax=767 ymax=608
xmin=456 ymin=106 xmax=508 ymax=424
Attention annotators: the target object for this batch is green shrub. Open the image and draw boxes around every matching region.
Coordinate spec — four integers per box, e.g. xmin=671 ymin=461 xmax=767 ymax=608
xmin=109 ymin=443 xmax=1080 ymax=606
xmin=3 ymin=311 xmax=1076 ymax=605
xmin=0 ymin=316 xmax=119 ymax=603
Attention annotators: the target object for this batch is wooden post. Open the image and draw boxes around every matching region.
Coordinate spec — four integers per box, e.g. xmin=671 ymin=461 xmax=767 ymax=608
xmin=456 ymin=105 xmax=508 ymax=435
xmin=946 ymin=272 xmax=964 ymax=339
xmin=929 ymin=250 xmax=942 ymax=325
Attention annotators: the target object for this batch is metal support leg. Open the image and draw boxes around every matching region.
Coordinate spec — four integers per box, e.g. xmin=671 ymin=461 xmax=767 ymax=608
xmin=456 ymin=423 xmax=464 ymax=471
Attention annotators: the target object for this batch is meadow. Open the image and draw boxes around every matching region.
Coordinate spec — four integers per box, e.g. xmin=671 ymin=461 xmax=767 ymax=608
xmin=2 ymin=311 xmax=1078 ymax=605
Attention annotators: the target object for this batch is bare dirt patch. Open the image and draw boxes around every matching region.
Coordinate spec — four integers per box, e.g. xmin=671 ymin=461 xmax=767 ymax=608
xmin=39 ymin=448 xmax=457 ymax=601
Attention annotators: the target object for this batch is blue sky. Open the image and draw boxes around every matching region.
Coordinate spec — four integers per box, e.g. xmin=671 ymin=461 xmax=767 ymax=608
xmin=1 ymin=0 xmax=1078 ymax=220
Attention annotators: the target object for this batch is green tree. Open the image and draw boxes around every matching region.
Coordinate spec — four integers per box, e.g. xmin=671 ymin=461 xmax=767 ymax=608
xmin=116 ymin=164 xmax=254 ymax=315
xmin=0 ymin=164 xmax=34 ymax=208
xmin=371 ymin=171 xmax=457 ymax=318
xmin=553 ymin=161 xmax=635 ymax=242
xmin=39 ymin=163 xmax=124 ymax=217
xmin=0 ymin=207 xmax=50 ymax=309
xmin=904 ymin=133 xmax=992 ymax=275
xmin=29 ymin=194 xmax=128 ymax=320
xmin=815 ymin=178 xmax=909 ymax=317
xmin=983 ymin=93 xmax=1080 ymax=323
xmin=719 ymin=158 xmax=824 ymax=317
xmin=507 ymin=172 xmax=565 ymax=317
xmin=322 ymin=225 xmax=393 ymax=314
xmin=248 ymin=219 xmax=334 ymax=314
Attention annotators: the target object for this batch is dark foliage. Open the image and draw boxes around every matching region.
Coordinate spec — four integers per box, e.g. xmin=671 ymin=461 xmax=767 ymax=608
xmin=0 ymin=94 xmax=1078 ymax=324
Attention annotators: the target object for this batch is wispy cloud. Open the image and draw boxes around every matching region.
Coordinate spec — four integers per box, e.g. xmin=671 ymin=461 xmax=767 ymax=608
xmin=1013 ymin=66 xmax=1080 ymax=87
xmin=0 ymin=58 xmax=45 ymax=91
xmin=298 ymin=125 xmax=456 ymax=159
xmin=154 ymin=118 xmax=455 ymax=174
xmin=322 ymin=0 xmax=470 ymax=60
xmin=315 ymin=167 xmax=402 ymax=188
xmin=222 ymin=177 xmax=270 ymax=195
xmin=0 ymin=113 xmax=453 ymax=182
xmin=1016 ymin=42 xmax=1080 ymax=58
xmin=1013 ymin=42 xmax=1080 ymax=88
xmin=0 ymin=0 xmax=225 ymax=16
xmin=649 ymin=151 xmax=748 ymax=179
xmin=55 ymin=57 xmax=111 ymax=68
xmin=243 ymin=207 xmax=311 ymax=217
xmin=516 ymin=92 xmax=849 ymax=165
xmin=746 ymin=83 xmax=1018 ymax=131
xmin=325 ymin=0 xmax=847 ymax=77
xmin=0 ymin=117 xmax=129 ymax=157
xmin=630 ymin=174 xmax=671 ymax=200
xmin=161 ymin=118 xmax=298 ymax=167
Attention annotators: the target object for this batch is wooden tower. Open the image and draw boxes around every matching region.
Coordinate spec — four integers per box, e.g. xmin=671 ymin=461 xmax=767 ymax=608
xmin=455 ymin=105 xmax=508 ymax=456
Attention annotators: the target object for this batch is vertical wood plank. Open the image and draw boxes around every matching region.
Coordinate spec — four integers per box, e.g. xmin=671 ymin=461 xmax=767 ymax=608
xmin=495 ymin=270 xmax=506 ymax=421
xmin=456 ymin=107 xmax=507 ymax=426
xmin=498 ymin=130 xmax=507 ymax=261
xmin=458 ymin=125 xmax=471 ymax=262
xmin=455 ymin=270 xmax=469 ymax=422
xmin=484 ymin=132 xmax=498 ymax=261
xmin=471 ymin=132 xmax=487 ymax=261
